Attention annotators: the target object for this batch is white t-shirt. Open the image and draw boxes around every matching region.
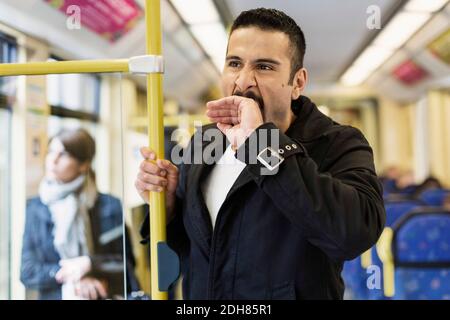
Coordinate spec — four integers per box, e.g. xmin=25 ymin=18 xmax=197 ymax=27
xmin=201 ymin=145 xmax=247 ymax=230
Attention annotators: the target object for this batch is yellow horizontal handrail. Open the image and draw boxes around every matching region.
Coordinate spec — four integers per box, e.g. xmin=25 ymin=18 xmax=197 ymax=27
xmin=0 ymin=59 xmax=129 ymax=76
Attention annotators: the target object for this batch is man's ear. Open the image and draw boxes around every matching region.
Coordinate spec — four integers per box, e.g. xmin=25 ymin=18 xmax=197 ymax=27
xmin=291 ymin=68 xmax=308 ymax=100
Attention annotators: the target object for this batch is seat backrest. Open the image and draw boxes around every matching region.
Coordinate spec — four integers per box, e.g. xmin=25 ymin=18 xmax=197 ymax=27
xmin=384 ymin=201 xmax=423 ymax=227
xmin=418 ymin=189 xmax=450 ymax=207
xmin=342 ymin=256 xmax=370 ymax=300
xmin=364 ymin=200 xmax=423 ymax=299
xmin=393 ymin=209 xmax=450 ymax=264
xmin=383 ymin=193 xmax=415 ymax=203
xmin=391 ymin=209 xmax=450 ymax=299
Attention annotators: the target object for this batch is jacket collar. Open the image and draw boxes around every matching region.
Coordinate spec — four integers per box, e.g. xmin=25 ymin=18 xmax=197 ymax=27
xmin=287 ymin=95 xmax=335 ymax=142
xmin=32 ymin=198 xmax=53 ymax=223
xmin=33 ymin=193 xmax=104 ymax=224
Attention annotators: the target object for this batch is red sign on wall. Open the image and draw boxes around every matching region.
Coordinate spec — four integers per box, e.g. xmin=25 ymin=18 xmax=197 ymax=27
xmin=45 ymin=0 xmax=143 ymax=42
xmin=392 ymin=60 xmax=428 ymax=86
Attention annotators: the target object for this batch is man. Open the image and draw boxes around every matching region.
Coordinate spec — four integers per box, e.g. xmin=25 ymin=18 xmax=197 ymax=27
xmin=135 ymin=8 xmax=385 ymax=299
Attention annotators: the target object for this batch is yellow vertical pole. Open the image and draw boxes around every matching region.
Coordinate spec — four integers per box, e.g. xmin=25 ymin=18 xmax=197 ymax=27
xmin=146 ymin=0 xmax=167 ymax=300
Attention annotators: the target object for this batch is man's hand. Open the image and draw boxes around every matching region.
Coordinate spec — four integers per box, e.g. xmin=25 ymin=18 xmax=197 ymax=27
xmin=206 ymin=96 xmax=264 ymax=149
xmin=55 ymin=256 xmax=92 ymax=283
xmin=135 ymin=147 xmax=179 ymax=220
xmin=74 ymin=277 xmax=108 ymax=300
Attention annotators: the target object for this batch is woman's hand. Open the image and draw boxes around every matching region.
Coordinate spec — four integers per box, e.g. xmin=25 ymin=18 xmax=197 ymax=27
xmin=74 ymin=277 xmax=108 ymax=300
xmin=55 ymin=256 xmax=92 ymax=283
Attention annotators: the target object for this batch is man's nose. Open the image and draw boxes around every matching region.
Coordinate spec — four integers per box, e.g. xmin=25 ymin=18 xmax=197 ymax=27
xmin=235 ymin=68 xmax=256 ymax=92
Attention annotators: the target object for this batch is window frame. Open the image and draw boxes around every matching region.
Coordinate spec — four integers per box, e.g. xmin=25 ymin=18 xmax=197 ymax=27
xmin=47 ymin=54 xmax=101 ymax=123
xmin=0 ymin=31 xmax=16 ymax=300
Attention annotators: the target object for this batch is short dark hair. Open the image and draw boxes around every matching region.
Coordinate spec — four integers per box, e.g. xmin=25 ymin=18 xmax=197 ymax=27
xmin=230 ymin=8 xmax=306 ymax=83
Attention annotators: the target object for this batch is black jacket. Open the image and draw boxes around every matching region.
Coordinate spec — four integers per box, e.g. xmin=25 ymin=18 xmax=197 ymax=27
xmin=141 ymin=96 xmax=385 ymax=300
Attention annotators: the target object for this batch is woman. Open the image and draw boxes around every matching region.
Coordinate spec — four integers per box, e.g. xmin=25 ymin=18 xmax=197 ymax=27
xmin=21 ymin=128 xmax=138 ymax=300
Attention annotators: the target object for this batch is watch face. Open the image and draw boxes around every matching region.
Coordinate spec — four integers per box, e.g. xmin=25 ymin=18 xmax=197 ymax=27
xmin=257 ymin=147 xmax=284 ymax=171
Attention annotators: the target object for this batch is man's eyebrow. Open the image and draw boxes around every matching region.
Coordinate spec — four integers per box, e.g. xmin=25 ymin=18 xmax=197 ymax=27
xmin=226 ymin=55 xmax=242 ymax=61
xmin=254 ymin=58 xmax=280 ymax=65
xmin=225 ymin=56 xmax=281 ymax=65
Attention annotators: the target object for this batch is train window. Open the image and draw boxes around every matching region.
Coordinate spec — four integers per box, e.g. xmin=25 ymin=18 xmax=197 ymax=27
xmin=47 ymin=56 xmax=101 ymax=122
xmin=0 ymin=32 xmax=16 ymax=300
xmin=0 ymin=107 xmax=12 ymax=300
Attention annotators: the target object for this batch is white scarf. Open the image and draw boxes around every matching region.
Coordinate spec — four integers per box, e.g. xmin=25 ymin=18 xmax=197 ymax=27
xmin=39 ymin=174 xmax=97 ymax=260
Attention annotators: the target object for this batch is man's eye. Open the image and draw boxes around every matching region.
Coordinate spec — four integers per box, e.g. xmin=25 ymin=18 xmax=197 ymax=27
xmin=228 ymin=61 xmax=241 ymax=68
xmin=257 ymin=64 xmax=273 ymax=71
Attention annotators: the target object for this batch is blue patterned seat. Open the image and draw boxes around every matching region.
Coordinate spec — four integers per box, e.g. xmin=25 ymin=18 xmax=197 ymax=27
xmin=391 ymin=210 xmax=450 ymax=300
xmin=342 ymin=256 xmax=370 ymax=300
xmin=384 ymin=202 xmax=423 ymax=227
xmin=418 ymin=189 xmax=450 ymax=206
xmin=343 ymin=200 xmax=424 ymax=300
xmin=368 ymin=201 xmax=423 ymax=300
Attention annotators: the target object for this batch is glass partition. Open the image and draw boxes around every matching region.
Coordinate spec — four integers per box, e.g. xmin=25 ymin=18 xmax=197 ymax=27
xmin=0 ymin=32 xmax=15 ymax=300
xmin=0 ymin=107 xmax=11 ymax=300
xmin=0 ymin=72 xmax=148 ymax=300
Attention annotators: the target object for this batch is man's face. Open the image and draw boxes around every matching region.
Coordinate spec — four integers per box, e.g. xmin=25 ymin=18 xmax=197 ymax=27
xmin=221 ymin=27 xmax=306 ymax=130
